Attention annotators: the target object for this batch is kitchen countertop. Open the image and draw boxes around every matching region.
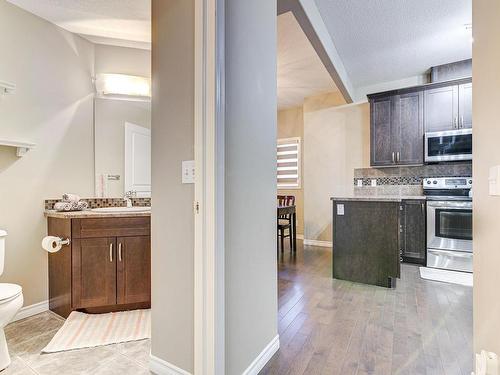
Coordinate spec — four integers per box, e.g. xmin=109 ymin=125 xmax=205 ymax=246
xmin=44 ymin=209 xmax=151 ymax=219
xmin=331 ymin=195 xmax=426 ymax=202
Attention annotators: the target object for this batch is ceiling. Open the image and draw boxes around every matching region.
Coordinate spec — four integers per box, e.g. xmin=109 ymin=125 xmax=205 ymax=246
xmin=313 ymin=0 xmax=472 ymax=88
xmin=7 ymin=0 xmax=151 ymax=49
xmin=277 ymin=12 xmax=338 ymax=109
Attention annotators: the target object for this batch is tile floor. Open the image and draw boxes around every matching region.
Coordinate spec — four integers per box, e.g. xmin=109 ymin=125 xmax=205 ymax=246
xmin=3 ymin=312 xmax=151 ymax=374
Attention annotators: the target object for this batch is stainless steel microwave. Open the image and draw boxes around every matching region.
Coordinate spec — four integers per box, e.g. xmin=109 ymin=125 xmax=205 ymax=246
xmin=424 ymin=129 xmax=472 ymax=163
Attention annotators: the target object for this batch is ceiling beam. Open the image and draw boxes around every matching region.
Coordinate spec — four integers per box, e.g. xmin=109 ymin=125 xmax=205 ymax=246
xmin=278 ymin=0 xmax=354 ymax=103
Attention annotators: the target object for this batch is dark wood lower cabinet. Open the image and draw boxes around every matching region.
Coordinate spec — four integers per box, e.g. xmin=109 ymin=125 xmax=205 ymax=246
xmin=48 ymin=216 xmax=151 ymax=318
xmin=117 ymin=236 xmax=151 ymax=305
xmin=73 ymin=237 xmax=117 ymax=309
xmin=400 ymin=200 xmax=426 ymax=265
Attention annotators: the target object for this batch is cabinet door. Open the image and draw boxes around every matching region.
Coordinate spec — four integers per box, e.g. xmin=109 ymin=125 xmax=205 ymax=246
xmin=116 ymin=236 xmax=151 ymax=305
xmin=370 ymin=97 xmax=395 ymax=166
xmin=424 ymin=85 xmax=459 ymax=132
xmin=459 ymin=82 xmax=472 ymax=129
xmin=400 ymin=201 xmax=426 ymax=264
xmin=395 ymin=91 xmax=424 ymax=165
xmin=72 ymin=237 xmax=116 ymax=308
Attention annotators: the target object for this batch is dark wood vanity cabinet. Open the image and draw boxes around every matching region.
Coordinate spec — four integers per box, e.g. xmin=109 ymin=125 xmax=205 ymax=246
xmin=399 ymin=200 xmax=426 ymax=265
xmin=48 ymin=216 xmax=151 ymax=318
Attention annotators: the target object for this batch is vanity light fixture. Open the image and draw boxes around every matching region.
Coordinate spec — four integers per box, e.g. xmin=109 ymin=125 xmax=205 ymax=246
xmin=94 ymin=74 xmax=151 ymax=101
xmin=0 ymin=81 xmax=16 ymax=95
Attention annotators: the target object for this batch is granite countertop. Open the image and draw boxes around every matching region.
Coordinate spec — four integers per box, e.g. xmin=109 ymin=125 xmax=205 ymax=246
xmin=330 ymin=195 xmax=427 ymax=202
xmin=44 ymin=209 xmax=151 ymax=219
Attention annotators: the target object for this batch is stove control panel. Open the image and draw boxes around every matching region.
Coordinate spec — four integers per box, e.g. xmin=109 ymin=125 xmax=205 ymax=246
xmin=423 ymin=177 xmax=472 ymax=190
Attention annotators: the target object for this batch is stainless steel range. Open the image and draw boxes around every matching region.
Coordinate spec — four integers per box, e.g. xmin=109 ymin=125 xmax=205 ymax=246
xmin=423 ymin=177 xmax=473 ymax=273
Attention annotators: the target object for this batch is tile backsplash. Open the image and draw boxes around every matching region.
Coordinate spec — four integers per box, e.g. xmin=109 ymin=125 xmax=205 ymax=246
xmin=353 ymin=162 xmax=472 ymax=196
xmin=45 ymin=197 xmax=151 ymax=210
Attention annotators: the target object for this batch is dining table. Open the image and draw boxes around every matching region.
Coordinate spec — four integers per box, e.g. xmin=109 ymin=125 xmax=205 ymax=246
xmin=277 ymin=204 xmax=297 ymax=252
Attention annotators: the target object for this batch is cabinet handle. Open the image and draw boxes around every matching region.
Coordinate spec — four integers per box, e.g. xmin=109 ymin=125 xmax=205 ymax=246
xmin=118 ymin=243 xmax=122 ymax=262
xmin=109 ymin=243 xmax=113 ymax=262
xmin=396 ymin=151 xmax=400 ymax=163
xmin=454 ymin=117 xmax=458 ymax=129
xmin=460 ymin=115 xmax=464 ymax=128
xmin=392 ymin=152 xmax=395 ymax=163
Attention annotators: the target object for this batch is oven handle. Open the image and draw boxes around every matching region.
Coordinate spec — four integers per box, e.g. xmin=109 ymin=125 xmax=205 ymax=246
xmin=427 ymin=201 xmax=472 ymax=209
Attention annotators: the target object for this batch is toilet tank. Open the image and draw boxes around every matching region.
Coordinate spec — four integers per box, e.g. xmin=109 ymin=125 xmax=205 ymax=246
xmin=0 ymin=230 xmax=6 ymax=276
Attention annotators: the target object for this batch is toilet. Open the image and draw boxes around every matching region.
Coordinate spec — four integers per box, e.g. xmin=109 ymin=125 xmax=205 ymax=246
xmin=0 ymin=230 xmax=23 ymax=370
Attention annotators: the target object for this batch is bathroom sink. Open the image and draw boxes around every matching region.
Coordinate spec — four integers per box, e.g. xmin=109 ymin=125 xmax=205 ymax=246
xmin=91 ymin=207 xmax=151 ymax=213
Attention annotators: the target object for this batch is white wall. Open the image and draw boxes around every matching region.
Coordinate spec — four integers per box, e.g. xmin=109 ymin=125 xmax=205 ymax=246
xmin=0 ymin=1 xmax=95 ymax=306
xmin=303 ymin=101 xmax=370 ymax=242
xmin=472 ymin=0 xmax=500 ymax=357
xmin=151 ymin=0 xmax=195 ymax=372
xmin=94 ymin=44 xmax=151 ymax=78
xmin=225 ymin=0 xmax=278 ymax=373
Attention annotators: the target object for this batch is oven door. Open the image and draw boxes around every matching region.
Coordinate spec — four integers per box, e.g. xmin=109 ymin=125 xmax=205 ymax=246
xmin=427 ymin=200 xmax=473 ymax=253
xmin=425 ymin=129 xmax=472 ymax=162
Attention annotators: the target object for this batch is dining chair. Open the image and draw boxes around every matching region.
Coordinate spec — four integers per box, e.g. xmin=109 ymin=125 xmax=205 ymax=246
xmin=277 ymin=195 xmax=295 ymax=253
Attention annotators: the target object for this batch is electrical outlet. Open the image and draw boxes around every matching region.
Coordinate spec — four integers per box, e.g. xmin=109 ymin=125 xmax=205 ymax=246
xmin=357 ymin=179 xmax=363 ymax=187
xmin=371 ymin=179 xmax=377 ymax=187
xmin=337 ymin=204 xmax=344 ymax=215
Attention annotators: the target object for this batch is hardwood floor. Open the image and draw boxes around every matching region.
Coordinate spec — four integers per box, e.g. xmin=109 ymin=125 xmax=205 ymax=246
xmin=261 ymin=242 xmax=473 ymax=375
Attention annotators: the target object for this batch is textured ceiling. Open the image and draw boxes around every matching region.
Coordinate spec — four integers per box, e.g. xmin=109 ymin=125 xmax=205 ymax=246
xmin=313 ymin=0 xmax=472 ymax=87
xmin=278 ymin=12 xmax=337 ymax=109
xmin=7 ymin=0 xmax=151 ymax=48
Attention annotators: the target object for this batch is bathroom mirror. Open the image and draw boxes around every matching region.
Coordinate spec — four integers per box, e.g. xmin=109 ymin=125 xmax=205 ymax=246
xmin=94 ymin=98 xmax=151 ymax=198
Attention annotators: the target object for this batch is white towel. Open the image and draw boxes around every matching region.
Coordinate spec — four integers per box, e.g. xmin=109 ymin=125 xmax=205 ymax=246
xmin=54 ymin=200 xmax=88 ymax=212
xmin=62 ymin=193 xmax=80 ymax=203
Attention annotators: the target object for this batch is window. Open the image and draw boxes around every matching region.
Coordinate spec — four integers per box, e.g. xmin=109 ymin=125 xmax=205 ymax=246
xmin=277 ymin=137 xmax=301 ymax=189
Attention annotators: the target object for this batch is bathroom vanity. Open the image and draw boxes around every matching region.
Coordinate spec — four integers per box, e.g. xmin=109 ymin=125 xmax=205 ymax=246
xmin=45 ymin=210 xmax=151 ymax=318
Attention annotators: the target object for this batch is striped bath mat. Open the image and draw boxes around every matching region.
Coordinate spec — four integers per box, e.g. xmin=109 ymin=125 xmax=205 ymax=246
xmin=42 ymin=309 xmax=151 ymax=353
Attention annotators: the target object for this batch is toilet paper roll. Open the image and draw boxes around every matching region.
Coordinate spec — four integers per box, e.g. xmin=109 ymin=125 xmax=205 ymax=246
xmin=42 ymin=236 xmax=62 ymax=253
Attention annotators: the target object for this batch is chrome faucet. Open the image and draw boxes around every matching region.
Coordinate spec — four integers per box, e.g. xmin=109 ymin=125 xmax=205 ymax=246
xmin=124 ymin=190 xmax=136 ymax=208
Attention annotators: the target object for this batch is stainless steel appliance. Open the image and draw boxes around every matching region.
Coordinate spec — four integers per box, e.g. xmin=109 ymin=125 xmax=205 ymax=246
xmin=425 ymin=129 xmax=472 ymax=163
xmin=423 ymin=177 xmax=473 ymax=273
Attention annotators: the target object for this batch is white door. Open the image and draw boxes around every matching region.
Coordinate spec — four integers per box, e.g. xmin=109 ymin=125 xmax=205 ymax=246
xmin=125 ymin=122 xmax=151 ymax=197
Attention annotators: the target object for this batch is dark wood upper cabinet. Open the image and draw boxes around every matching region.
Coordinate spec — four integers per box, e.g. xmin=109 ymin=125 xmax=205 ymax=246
xmin=73 ymin=237 xmax=117 ymax=309
xmin=459 ymin=82 xmax=472 ymax=129
xmin=370 ymin=92 xmax=423 ymax=166
xmin=117 ymin=236 xmax=151 ymax=305
xmin=424 ymin=85 xmax=459 ymax=132
xmin=399 ymin=200 xmax=426 ymax=265
xmin=370 ymin=97 xmax=394 ymax=166
xmin=424 ymin=81 xmax=472 ymax=132
xmin=395 ymin=91 xmax=424 ymax=165
xmin=369 ymin=77 xmax=472 ymax=167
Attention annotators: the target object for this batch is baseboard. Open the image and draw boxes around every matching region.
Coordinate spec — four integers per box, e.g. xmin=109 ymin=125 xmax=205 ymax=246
xmin=242 ymin=335 xmax=280 ymax=375
xmin=303 ymin=239 xmax=332 ymax=248
xmin=150 ymin=354 xmax=192 ymax=375
xmin=12 ymin=300 xmax=49 ymax=322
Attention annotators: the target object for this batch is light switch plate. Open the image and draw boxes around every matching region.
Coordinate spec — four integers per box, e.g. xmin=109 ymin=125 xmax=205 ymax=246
xmin=489 ymin=166 xmax=500 ymax=196
xmin=337 ymin=204 xmax=344 ymax=215
xmin=371 ymin=179 xmax=377 ymax=187
xmin=182 ymin=160 xmax=195 ymax=184
xmin=357 ymin=179 xmax=363 ymax=187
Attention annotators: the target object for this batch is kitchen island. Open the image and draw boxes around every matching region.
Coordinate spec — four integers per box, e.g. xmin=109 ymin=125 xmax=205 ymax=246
xmin=331 ymin=196 xmax=426 ymax=288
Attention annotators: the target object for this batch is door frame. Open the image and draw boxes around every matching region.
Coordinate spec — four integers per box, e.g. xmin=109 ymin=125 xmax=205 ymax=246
xmin=194 ymin=0 xmax=225 ymax=374
xmin=124 ymin=122 xmax=152 ymax=197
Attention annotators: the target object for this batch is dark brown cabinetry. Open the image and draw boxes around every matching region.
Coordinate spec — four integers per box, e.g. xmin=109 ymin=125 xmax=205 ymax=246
xmin=424 ymin=82 xmax=472 ymax=132
xmin=368 ymin=77 xmax=472 ymax=167
xmin=48 ymin=216 xmax=151 ymax=318
xmin=370 ymin=91 xmax=424 ymax=166
xmin=399 ymin=200 xmax=426 ymax=265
